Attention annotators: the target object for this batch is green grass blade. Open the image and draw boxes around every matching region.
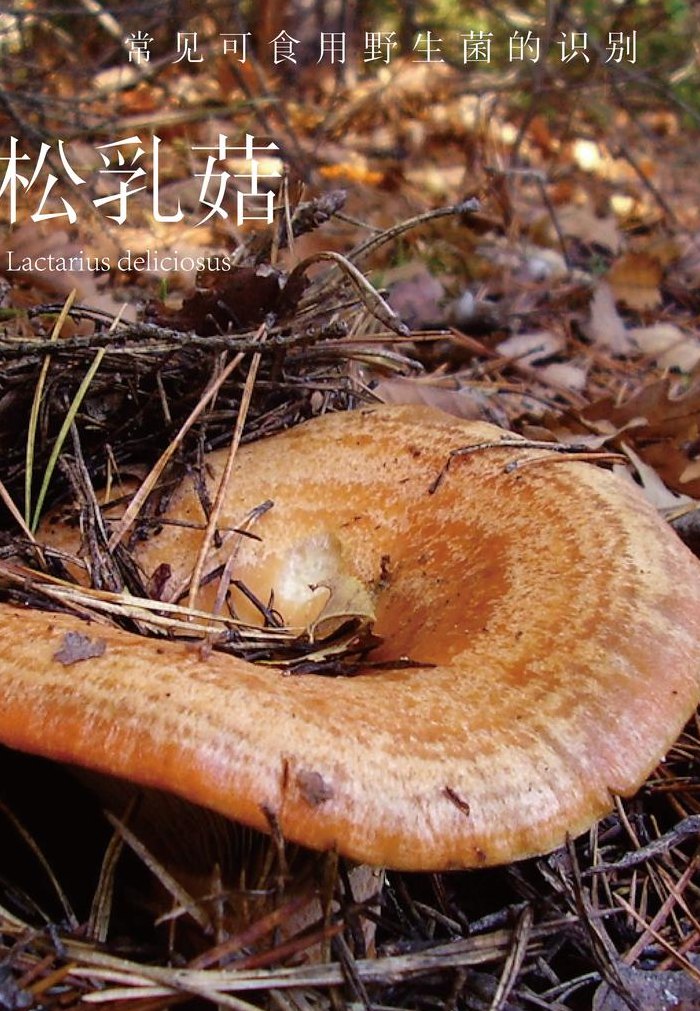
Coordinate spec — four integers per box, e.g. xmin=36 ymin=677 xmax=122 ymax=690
xmin=30 ymin=346 xmax=106 ymax=533
xmin=24 ymin=292 xmax=76 ymax=525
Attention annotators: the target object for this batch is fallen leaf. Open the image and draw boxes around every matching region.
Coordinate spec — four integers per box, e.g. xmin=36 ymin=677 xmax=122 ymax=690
xmin=496 ymin=331 xmax=564 ymax=366
xmin=557 ymin=205 xmax=621 ymax=253
xmin=546 ymin=375 xmax=700 ymax=497
xmin=629 ymin=323 xmax=700 ymax=371
xmin=387 ymin=266 xmax=445 ymax=328
xmin=476 ymin=237 xmax=568 ymax=281
xmin=53 ymin=631 xmax=106 ymax=666
xmin=583 ymin=375 xmax=700 ymax=437
xmin=607 ymin=251 xmax=663 ymax=310
xmin=374 ymin=375 xmax=510 ymax=427
xmin=593 ymin=962 xmax=700 ymax=1010
xmin=319 ymin=163 xmax=384 ymax=186
xmin=586 ymin=282 xmax=631 ymax=353
xmin=2 ymin=223 xmax=128 ymax=318
xmin=675 ymin=234 xmax=700 ymax=289
xmin=146 ymin=265 xmax=308 ymax=335
xmin=644 ymin=235 xmax=682 ymax=268
xmin=618 ymin=442 xmax=695 ymax=511
xmin=296 ymin=769 xmax=334 ymax=806
xmin=537 ymin=361 xmax=589 ymax=392
xmin=680 ymin=459 xmax=700 ymax=484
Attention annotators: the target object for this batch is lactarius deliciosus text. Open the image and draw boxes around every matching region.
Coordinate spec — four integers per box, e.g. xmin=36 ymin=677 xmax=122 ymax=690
xmin=1 ymin=404 xmax=699 ymax=869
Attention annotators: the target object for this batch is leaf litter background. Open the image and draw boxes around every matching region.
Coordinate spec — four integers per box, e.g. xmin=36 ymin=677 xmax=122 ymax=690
xmin=0 ymin=2 xmax=700 ymax=1009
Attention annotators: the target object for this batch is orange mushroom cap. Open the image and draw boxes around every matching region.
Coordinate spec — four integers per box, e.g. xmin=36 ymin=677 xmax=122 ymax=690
xmin=1 ymin=404 xmax=699 ymax=870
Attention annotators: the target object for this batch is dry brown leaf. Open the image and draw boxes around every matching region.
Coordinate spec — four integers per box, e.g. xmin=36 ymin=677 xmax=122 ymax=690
xmin=319 ymin=163 xmax=385 ymax=186
xmin=146 ymin=266 xmax=308 ymax=335
xmin=571 ymin=376 xmax=700 ymax=496
xmin=618 ymin=442 xmax=695 ymax=511
xmin=496 ymin=331 xmax=564 ymax=366
xmin=53 ymin=632 xmax=107 ymax=666
xmin=628 ymin=436 xmax=700 ymax=495
xmin=593 ymin=963 xmax=700 ymax=1011
xmin=537 ymin=361 xmax=589 ymax=392
xmin=535 ymin=369 xmax=700 ymax=496
xmin=629 ymin=322 xmax=700 ymax=371
xmin=607 ymin=251 xmax=663 ymax=311
xmin=680 ymin=458 xmax=700 ymax=484
xmin=373 ymin=376 xmax=509 ymax=427
xmin=644 ymin=235 xmax=682 ymax=268
xmin=476 ymin=237 xmax=569 ymax=282
xmin=2 ymin=222 xmax=129 ymax=317
xmin=557 ymin=205 xmax=621 ymax=252
xmin=675 ymin=234 xmax=700 ymax=289
xmin=523 ymin=417 xmax=644 ymax=449
xmin=386 ymin=265 xmax=445 ymax=329
xmin=586 ymin=282 xmax=631 ymax=353
xmin=583 ymin=375 xmax=700 ymax=438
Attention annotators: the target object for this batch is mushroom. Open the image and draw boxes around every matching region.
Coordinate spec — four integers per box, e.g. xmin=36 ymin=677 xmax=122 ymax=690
xmin=1 ymin=403 xmax=699 ymax=870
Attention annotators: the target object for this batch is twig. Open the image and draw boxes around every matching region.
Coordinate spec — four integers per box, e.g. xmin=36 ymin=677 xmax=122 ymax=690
xmin=187 ymin=325 xmax=266 ymax=613
xmin=288 ymin=251 xmax=409 ymax=336
xmin=565 ymin=839 xmax=642 ymax=1011
xmin=347 ymin=199 xmax=480 ymax=267
xmin=103 ymin=811 xmax=212 ymax=933
xmin=488 ymin=904 xmax=533 ymax=1011
xmin=7 ymin=319 xmax=340 ymax=357
xmin=614 ymin=892 xmax=700 ymax=983
xmin=429 ymin=438 xmax=625 ymax=493
xmin=0 ymin=477 xmax=39 ymax=548
xmin=588 ymin=816 xmax=700 ymax=873
xmin=0 ymin=799 xmax=78 ymax=929
xmin=106 ymin=353 xmax=245 ymax=551
xmin=65 ymin=922 xmax=562 ymax=998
